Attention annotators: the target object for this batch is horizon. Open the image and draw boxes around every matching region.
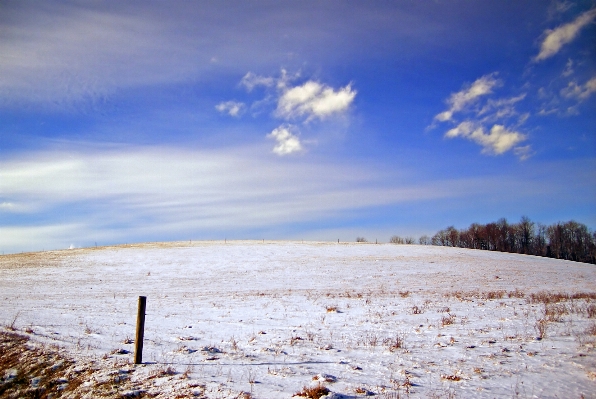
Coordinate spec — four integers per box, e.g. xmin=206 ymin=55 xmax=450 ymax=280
xmin=2 ymin=214 xmax=592 ymax=256
xmin=1 ymin=1 xmax=595 ymax=254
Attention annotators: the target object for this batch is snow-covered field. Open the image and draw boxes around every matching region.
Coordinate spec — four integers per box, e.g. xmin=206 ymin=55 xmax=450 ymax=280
xmin=1 ymin=241 xmax=596 ymax=398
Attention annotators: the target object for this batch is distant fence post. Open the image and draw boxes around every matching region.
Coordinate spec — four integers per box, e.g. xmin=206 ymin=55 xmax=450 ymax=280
xmin=134 ymin=296 xmax=146 ymax=364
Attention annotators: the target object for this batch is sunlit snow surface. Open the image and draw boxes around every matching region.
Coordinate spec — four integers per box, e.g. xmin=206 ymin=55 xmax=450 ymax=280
xmin=1 ymin=241 xmax=595 ymax=398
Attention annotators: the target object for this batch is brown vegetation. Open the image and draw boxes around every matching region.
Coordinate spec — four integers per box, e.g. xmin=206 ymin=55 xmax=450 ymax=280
xmin=427 ymin=217 xmax=596 ymax=264
xmin=293 ymin=384 xmax=330 ymax=399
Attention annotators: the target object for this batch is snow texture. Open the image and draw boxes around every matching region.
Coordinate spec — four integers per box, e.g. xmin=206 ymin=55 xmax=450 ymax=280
xmin=1 ymin=241 xmax=595 ymax=398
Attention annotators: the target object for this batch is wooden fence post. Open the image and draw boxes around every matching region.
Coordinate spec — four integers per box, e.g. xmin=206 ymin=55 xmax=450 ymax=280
xmin=134 ymin=296 xmax=146 ymax=364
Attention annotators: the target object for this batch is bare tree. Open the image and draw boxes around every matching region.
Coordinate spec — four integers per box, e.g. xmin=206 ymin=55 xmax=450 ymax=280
xmin=389 ymin=236 xmax=404 ymax=244
xmin=418 ymin=235 xmax=431 ymax=245
xmin=518 ymin=216 xmax=535 ymax=254
xmin=428 ymin=217 xmax=595 ymax=264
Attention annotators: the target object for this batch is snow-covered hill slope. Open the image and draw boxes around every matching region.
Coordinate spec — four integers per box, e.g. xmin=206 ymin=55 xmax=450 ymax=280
xmin=1 ymin=241 xmax=595 ymax=398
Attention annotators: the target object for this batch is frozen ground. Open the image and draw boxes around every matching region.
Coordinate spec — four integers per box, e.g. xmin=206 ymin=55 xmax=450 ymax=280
xmin=1 ymin=241 xmax=596 ymax=398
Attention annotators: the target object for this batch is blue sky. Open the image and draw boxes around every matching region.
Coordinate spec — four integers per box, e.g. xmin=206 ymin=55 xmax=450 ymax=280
xmin=1 ymin=1 xmax=595 ymax=253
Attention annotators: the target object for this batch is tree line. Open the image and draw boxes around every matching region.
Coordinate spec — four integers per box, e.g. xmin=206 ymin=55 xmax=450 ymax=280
xmin=392 ymin=217 xmax=596 ymax=264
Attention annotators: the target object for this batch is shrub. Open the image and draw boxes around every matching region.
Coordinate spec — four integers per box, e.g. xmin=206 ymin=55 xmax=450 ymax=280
xmin=356 ymin=237 xmax=368 ymax=243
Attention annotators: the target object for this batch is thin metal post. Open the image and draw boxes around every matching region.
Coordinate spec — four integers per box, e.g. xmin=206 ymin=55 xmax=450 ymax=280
xmin=134 ymin=296 xmax=146 ymax=364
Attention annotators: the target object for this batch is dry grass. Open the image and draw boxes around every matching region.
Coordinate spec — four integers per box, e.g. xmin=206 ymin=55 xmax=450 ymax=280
xmin=0 ymin=330 xmax=80 ymax=398
xmin=384 ymin=334 xmax=406 ymax=351
xmin=571 ymin=292 xmax=596 ymax=301
xmin=535 ymin=318 xmax=548 ymax=339
xmin=545 ymin=303 xmax=568 ymax=322
xmin=6 ymin=312 xmax=20 ymax=331
xmin=587 ymin=304 xmax=596 ymax=318
xmin=441 ymin=374 xmax=461 ymax=381
xmin=482 ymin=291 xmax=505 ymax=300
xmin=0 ymin=330 xmax=149 ymax=398
xmin=411 ymin=305 xmax=423 ymax=314
xmin=508 ymin=289 xmax=525 ymax=298
xmin=441 ymin=314 xmax=456 ymax=327
xmin=529 ymin=292 xmax=570 ymax=304
xmin=293 ymin=384 xmax=330 ymax=399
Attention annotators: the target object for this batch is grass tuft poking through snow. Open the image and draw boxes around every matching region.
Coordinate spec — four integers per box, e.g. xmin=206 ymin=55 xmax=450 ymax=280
xmin=293 ymin=384 xmax=330 ymax=399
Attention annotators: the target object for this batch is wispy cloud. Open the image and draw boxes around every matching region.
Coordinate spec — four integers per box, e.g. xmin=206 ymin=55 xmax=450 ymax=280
xmin=561 ymin=58 xmax=574 ymax=77
xmin=534 ymin=8 xmax=596 ymax=62
xmin=548 ymin=1 xmax=574 ymax=18
xmin=434 ymin=74 xmax=500 ymax=122
xmin=240 ymin=72 xmax=276 ymax=91
xmin=0 ymin=145 xmax=515 ymax=252
xmin=2 ymin=145 xmax=591 ymax=253
xmin=477 ymin=94 xmax=527 ymax=122
xmin=561 ymin=76 xmax=596 ymax=101
xmin=432 ymin=74 xmax=529 ymax=158
xmin=215 ymin=101 xmax=245 ymax=117
xmin=268 ymin=125 xmax=303 ymax=155
xmin=0 ymin=3 xmax=373 ymax=110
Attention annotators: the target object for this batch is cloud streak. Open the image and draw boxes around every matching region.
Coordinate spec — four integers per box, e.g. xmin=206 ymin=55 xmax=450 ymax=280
xmin=216 ymin=101 xmax=245 ymax=117
xmin=534 ymin=8 xmax=596 ymax=61
xmin=561 ymin=76 xmax=596 ymax=101
xmin=434 ymin=74 xmax=500 ymax=122
xmin=1 ymin=145 xmax=558 ymax=253
xmin=240 ymin=72 xmax=276 ymax=91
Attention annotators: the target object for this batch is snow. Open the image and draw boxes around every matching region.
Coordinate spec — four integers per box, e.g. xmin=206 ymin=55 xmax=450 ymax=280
xmin=1 ymin=241 xmax=595 ymax=398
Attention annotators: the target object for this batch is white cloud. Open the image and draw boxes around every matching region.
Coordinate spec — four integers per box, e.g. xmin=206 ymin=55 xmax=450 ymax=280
xmin=534 ymin=8 xmax=596 ymax=62
xmin=477 ymin=94 xmax=526 ymax=121
xmin=432 ymin=74 xmax=531 ymax=158
xmin=561 ymin=76 xmax=596 ymax=101
xmin=548 ymin=1 xmax=574 ymax=18
xmin=240 ymin=72 xmax=275 ymax=91
xmin=445 ymin=121 xmax=527 ymax=156
xmin=0 ymin=202 xmax=15 ymax=211
xmin=434 ymin=74 xmax=500 ymax=122
xmin=215 ymin=101 xmax=245 ymax=117
xmin=562 ymin=58 xmax=574 ymax=77
xmin=220 ymin=70 xmax=356 ymax=154
xmin=267 ymin=125 xmax=303 ymax=155
xmin=276 ymin=81 xmax=356 ymax=121
xmin=514 ymin=145 xmax=533 ymax=161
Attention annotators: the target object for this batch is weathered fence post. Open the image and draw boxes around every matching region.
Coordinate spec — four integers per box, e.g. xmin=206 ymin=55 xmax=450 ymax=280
xmin=134 ymin=296 xmax=146 ymax=364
